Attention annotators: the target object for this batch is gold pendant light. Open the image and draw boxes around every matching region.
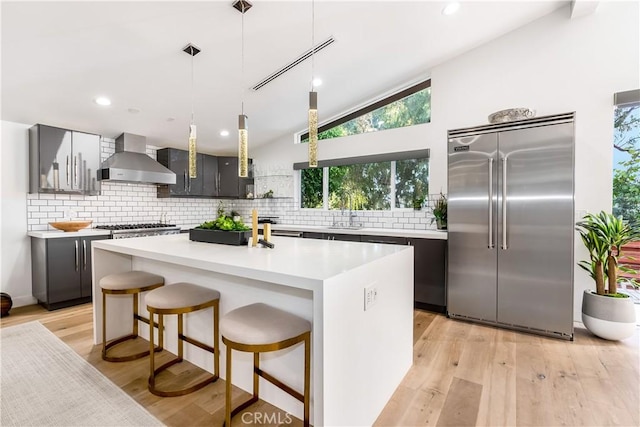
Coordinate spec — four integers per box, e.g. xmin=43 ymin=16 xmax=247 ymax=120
xmin=183 ymin=43 xmax=201 ymax=178
xmin=308 ymin=91 xmax=318 ymax=167
xmin=234 ymin=0 xmax=252 ymax=177
xmin=238 ymin=114 xmax=248 ymax=177
xmin=308 ymin=0 xmax=318 ymax=168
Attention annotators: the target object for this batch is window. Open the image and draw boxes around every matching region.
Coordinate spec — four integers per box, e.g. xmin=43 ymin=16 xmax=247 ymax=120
xmin=300 ymin=80 xmax=431 ymax=142
xmin=299 ymin=152 xmax=429 ymax=210
xmin=613 ymin=90 xmax=640 ymax=225
xmin=395 ymin=158 xmax=430 ymax=209
xmin=328 ymin=162 xmax=391 ymax=210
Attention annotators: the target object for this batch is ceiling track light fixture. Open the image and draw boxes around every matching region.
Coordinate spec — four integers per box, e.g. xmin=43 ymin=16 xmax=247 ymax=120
xmin=183 ymin=43 xmax=201 ymax=179
xmin=308 ymin=0 xmax=318 ymax=168
xmin=233 ymin=0 xmax=252 ymax=178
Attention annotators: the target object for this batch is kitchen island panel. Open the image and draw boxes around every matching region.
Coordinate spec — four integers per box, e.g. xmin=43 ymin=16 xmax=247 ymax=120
xmin=92 ymin=234 xmax=413 ymax=426
xmin=321 ymin=249 xmax=413 ymax=426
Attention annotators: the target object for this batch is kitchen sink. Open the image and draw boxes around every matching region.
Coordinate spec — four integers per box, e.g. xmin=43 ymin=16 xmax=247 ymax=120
xmin=327 ymin=223 xmax=364 ymax=230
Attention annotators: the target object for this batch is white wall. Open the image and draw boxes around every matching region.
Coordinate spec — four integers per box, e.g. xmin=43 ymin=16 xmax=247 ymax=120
xmin=1 ymin=121 xmax=36 ymax=307
xmin=254 ymin=2 xmax=640 ymax=321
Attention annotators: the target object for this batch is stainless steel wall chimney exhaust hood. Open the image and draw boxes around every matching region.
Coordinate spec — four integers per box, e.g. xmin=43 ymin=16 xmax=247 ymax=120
xmin=97 ymin=133 xmax=176 ymax=185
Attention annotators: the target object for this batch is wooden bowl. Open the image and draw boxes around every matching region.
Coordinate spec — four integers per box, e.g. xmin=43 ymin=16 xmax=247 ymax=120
xmin=49 ymin=220 xmax=93 ymax=232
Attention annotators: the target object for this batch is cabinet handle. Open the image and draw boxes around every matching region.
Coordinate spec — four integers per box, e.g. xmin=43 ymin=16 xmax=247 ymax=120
xmin=488 ymin=158 xmax=494 ymax=249
xmin=501 ymin=156 xmax=508 ymax=250
xmin=183 ymin=170 xmax=187 ymax=192
xmin=75 ymin=240 xmax=79 ymax=272
xmin=83 ymin=240 xmax=87 ymax=270
xmin=66 ymin=156 xmax=70 ymax=186
xmin=188 ymin=175 xmax=191 ymax=192
xmin=217 ymin=172 xmax=221 ymax=194
xmin=74 ymin=155 xmax=78 ymax=189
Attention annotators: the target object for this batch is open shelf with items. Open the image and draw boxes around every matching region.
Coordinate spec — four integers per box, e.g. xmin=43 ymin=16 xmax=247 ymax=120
xmin=252 ymin=164 xmax=294 ymax=199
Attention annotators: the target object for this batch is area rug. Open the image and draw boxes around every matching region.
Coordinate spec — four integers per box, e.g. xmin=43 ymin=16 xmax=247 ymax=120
xmin=0 ymin=321 xmax=164 ymax=426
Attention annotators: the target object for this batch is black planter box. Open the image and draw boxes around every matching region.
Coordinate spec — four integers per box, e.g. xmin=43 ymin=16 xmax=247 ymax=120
xmin=189 ymin=228 xmax=252 ymax=246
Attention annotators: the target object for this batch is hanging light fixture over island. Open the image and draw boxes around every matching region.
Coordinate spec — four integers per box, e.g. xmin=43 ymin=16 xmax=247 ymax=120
xmin=233 ymin=0 xmax=252 ymax=178
xmin=308 ymin=0 xmax=318 ymax=168
xmin=183 ymin=43 xmax=201 ymax=179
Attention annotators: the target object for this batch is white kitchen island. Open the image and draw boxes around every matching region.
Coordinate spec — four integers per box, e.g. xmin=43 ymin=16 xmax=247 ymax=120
xmin=92 ymin=233 xmax=413 ymax=426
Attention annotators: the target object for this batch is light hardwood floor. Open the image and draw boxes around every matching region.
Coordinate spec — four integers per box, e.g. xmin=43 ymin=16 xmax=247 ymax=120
xmin=1 ymin=304 xmax=638 ymax=426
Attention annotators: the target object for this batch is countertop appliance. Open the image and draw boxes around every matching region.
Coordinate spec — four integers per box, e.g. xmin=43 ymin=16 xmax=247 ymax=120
xmin=97 ymin=133 xmax=176 ymax=185
xmin=257 ymin=216 xmax=279 ymax=224
xmin=447 ymin=112 xmax=575 ymax=339
xmin=95 ymin=223 xmax=181 ymax=239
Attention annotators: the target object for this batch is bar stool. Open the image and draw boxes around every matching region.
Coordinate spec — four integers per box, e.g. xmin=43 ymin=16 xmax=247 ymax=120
xmin=221 ymin=303 xmax=311 ymax=427
xmin=146 ymin=282 xmax=220 ymax=397
xmin=100 ymin=271 xmax=164 ymax=362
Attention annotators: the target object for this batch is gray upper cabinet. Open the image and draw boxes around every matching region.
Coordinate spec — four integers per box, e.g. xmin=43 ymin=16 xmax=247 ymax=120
xmin=156 ymin=149 xmax=252 ymax=199
xmin=29 ymin=124 xmax=101 ymax=195
xmin=202 ymin=154 xmax=219 ymax=197
xmin=217 ymin=156 xmax=253 ymax=199
xmin=157 ymin=148 xmax=212 ymax=198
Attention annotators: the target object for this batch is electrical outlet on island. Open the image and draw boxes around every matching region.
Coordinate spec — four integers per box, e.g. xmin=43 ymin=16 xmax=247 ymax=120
xmin=364 ymin=283 xmax=378 ymax=311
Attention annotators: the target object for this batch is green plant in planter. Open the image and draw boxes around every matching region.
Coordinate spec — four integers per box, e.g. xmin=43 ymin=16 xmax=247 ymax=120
xmin=412 ymin=196 xmax=425 ymax=210
xmin=576 ymin=211 xmax=640 ymax=295
xmin=431 ymin=192 xmax=447 ymax=230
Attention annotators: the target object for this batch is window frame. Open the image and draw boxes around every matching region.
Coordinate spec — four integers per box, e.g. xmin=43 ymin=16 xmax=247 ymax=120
xmin=298 ymin=79 xmax=431 ymax=142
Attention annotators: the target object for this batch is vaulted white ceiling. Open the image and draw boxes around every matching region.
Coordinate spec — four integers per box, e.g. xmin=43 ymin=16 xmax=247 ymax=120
xmin=1 ymin=1 xmax=568 ymax=155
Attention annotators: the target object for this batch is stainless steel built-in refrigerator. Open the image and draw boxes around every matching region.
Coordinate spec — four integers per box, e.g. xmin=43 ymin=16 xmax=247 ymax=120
xmin=447 ymin=112 xmax=575 ymax=339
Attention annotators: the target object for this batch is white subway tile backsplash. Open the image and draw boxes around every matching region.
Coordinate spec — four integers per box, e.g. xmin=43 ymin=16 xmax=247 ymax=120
xmin=26 ymin=142 xmax=438 ymax=231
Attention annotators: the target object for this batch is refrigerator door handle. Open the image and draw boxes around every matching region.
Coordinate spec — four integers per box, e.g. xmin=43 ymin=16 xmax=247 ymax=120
xmin=488 ymin=158 xmax=494 ymax=248
xmin=502 ymin=156 xmax=508 ymax=250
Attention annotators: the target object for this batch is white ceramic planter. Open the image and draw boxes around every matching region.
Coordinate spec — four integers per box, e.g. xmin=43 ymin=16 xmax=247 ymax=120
xmin=581 ymin=289 xmax=636 ymax=341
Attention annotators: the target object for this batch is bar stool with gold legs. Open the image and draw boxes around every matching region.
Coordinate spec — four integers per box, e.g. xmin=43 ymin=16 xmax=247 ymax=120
xmin=145 ymin=282 xmax=220 ymax=397
xmin=100 ymin=271 xmax=164 ymax=362
xmin=221 ymin=303 xmax=311 ymax=427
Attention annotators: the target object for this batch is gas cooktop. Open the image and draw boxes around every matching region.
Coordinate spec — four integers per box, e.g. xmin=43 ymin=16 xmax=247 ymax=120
xmin=96 ymin=223 xmax=177 ymax=231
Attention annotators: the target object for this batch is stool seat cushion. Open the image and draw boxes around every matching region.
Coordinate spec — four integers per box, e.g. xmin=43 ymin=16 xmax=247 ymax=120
xmin=146 ymin=282 xmax=220 ymax=310
xmin=221 ymin=303 xmax=311 ymax=346
xmin=100 ymin=271 xmax=164 ymax=291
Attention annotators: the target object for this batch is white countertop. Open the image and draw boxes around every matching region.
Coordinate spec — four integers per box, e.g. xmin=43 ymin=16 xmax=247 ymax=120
xmin=92 ymin=233 xmax=410 ymax=287
xmin=28 ymin=229 xmax=111 ymax=239
xmin=181 ymin=223 xmax=448 ymax=240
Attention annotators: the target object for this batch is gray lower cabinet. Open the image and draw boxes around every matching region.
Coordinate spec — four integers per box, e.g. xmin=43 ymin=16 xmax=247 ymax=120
xmin=31 ymin=235 xmax=108 ymax=310
xmin=408 ymin=238 xmax=446 ymax=312
xmin=301 ymin=232 xmax=361 ymax=241
xmin=295 ymin=231 xmax=447 ymax=312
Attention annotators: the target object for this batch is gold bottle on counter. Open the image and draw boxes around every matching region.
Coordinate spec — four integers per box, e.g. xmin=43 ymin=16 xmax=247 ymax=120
xmin=251 ymin=209 xmax=258 ymax=247
xmin=263 ymin=223 xmax=271 ymax=242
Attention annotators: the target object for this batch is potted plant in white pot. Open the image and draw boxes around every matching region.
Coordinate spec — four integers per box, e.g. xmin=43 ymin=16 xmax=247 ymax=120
xmin=576 ymin=211 xmax=639 ymax=340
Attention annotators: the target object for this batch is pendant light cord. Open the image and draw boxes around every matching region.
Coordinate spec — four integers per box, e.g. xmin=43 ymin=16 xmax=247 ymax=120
xmin=241 ymin=4 xmax=245 ymax=115
xmin=190 ymin=47 xmax=195 ymax=125
xmin=311 ymin=0 xmax=315 ymax=91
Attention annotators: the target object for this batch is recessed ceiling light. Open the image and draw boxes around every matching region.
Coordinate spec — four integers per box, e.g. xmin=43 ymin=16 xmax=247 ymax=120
xmin=166 ymin=117 xmax=175 ymax=122
xmin=442 ymin=2 xmax=460 ymax=15
xmin=312 ymin=78 xmax=323 ymax=87
xmin=127 ymin=108 xmax=140 ymax=114
xmin=220 ymin=130 xmax=230 ymax=137
xmin=94 ymin=96 xmax=111 ymax=106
